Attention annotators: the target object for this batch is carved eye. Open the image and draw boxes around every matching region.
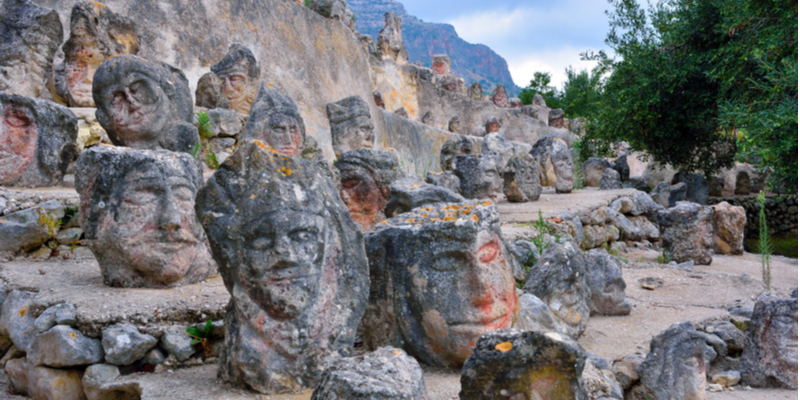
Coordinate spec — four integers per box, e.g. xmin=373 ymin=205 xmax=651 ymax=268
xmin=250 ymin=237 xmax=274 ymax=251
xmin=360 ymin=125 xmax=372 ymax=132
xmin=172 ymin=187 xmax=194 ymax=201
xmin=290 ymin=230 xmax=317 ymax=243
xmin=429 ymin=253 xmax=463 ymax=272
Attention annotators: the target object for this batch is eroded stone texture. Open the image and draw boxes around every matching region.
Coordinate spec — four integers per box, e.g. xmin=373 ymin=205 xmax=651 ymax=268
xmin=671 ymin=170 xmax=709 ymax=205
xmin=503 ymin=154 xmax=541 ymax=203
xmin=522 ymin=242 xmax=590 ymax=339
xmin=363 ymin=200 xmax=518 ymax=367
xmin=241 ymin=83 xmax=305 ymax=156
xmin=514 ymin=293 xmax=569 ymax=336
xmin=582 ymin=158 xmax=613 ymax=187
xmin=508 ymin=98 xmax=522 ymax=109
xmin=600 ymin=168 xmax=622 ymax=190
xmin=484 ymin=116 xmax=500 ymax=134
xmin=491 ymin=83 xmax=508 ymax=108
xmin=549 ymin=109 xmax=566 ymax=128
xmin=0 ymin=290 xmax=36 ymax=351
xmin=482 ymin=132 xmax=514 ymax=168
xmin=0 ymin=92 xmax=78 ymax=187
xmin=75 ymin=147 xmax=216 ymax=288
xmin=377 ymin=12 xmax=408 ymax=64
xmin=448 ymin=115 xmax=460 ymax=133
xmin=384 ymin=176 xmax=464 ymax=218
xmin=613 ymin=155 xmax=630 ymax=182
xmin=735 ymin=170 xmax=751 ymax=195
xmin=459 ymin=329 xmax=588 ymax=400
xmin=93 ymin=55 xmax=198 ymax=153
xmin=196 ymin=140 xmax=369 ymax=393
xmin=54 ymin=2 xmax=140 ymax=107
xmin=195 ymin=72 xmax=228 ymax=110
xmin=468 ymin=82 xmax=483 ymax=101
xmin=650 ymin=181 xmax=671 ymax=208
xmin=438 ymin=75 xmax=460 ymax=92
xmin=0 ymin=0 xmax=62 ymax=98
xmin=440 ymin=136 xmax=473 ymax=171
xmin=711 ymin=201 xmax=745 ymax=255
xmin=334 ymin=148 xmax=401 ymax=231
xmin=454 ymin=155 xmax=502 ymax=200
xmin=425 ymin=171 xmax=461 ymax=194
xmin=431 ymin=54 xmax=450 ymax=77
xmin=27 ymin=366 xmax=86 ymax=400
xmin=657 ymin=202 xmax=714 ymax=265
xmin=585 ymin=249 xmax=631 ymax=316
xmin=635 ymin=322 xmax=710 ymax=400
xmin=28 ymin=325 xmax=103 ymax=367
xmin=530 ymin=137 xmax=573 ymax=193
xmin=210 ymin=44 xmax=260 ymax=115
xmin=312 ymin=347 xmax=428 ymax=400
xmin=327 ymin=96 xmax=375 ymax=158
xmin=740 ymin=296 xmax=798 ymax=389
xmin=101 ymin=323 xmax=157 ymax=366
xmin=311 ymin=0 xmax=346 ymax=21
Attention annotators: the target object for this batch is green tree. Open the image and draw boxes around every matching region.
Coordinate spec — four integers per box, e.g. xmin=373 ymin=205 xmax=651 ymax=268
xmin=519 ymin=71 xmax=561 ymax=108
xmin=559 ymin=66 xmax=603 ymax=118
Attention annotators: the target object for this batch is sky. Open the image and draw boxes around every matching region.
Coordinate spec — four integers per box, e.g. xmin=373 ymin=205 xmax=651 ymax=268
xmin=399 ymin=0 xmax=613 ymax=89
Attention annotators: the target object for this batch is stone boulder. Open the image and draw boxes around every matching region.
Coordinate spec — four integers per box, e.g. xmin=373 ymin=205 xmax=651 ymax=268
xmin=671 ymin=170 xmax=709 ymax=205
xmin=613 ymin=155 xmax=630 ymax=182
xmin=735 ymin=170 xmax=751 ymax=195
xmin=649 ymin=182 xmax=671 ymax=208
xmin=27 ymin=366 xmax=85 ymax=400
xmin=160 ymin=327 xmax=195 ymax=362
xmin=711 ymin=202 xmax=745 ymax=255
xmin=585 ymin=249 xmax=632 ymax=316
xmin=33 ymin=303 xmax=77 ymax=335
xmin=439 ymin=136 xmax=473 ymax=171
xmin=600 ymin=168 xmax=622 ymax=190
xmin=459 ymin=329 xmax=588 ymax=400
xmin=705 ymin=321 xmax=746 ymax=354
xmin=453 ymin=155 xmax=502 ymax=200
xmin=657 ymin=202 xmax=714 ymax=265
xmin=502 ymin=154 xmax=542 ymax=202
xmin=27 ymin=325 xmax=103 ymax=367
xmin=101 ymin=323 xmax=157 ymax=366
xmin=334 ymin=148 xmax=401 ymax=230
xmin=481 ymin=132 xmax=515 ymax=168
xmin=311 ymin=0 xmax=347 ymax=21
xmin=530 ymin=137 xmax=573 ymax=193
xmin=312 ymin=347 xmax=428 ymax=400
xmin=514 ymin=293 xmax=569 ymax=336
xmin=740 ymin=296 xmax=798 ymax=389
xmin=0 ymin=200 xmax=65 ymax=253
xmin=582 ymin=158 xmax=613 ymax=187
xmin=0 ymin=290 xmax=37 ymax=351
xmin=384 ymin=176 xmax=464 ymax=218
xmin=425 ymin=171 xmax=461 ymax=194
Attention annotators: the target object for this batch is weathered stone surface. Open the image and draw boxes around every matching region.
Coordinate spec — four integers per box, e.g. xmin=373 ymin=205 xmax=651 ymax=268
xmin=440 ymin=136 xmax=473 ymax=171
xmin=613 ymin=355 xmax=642 ymax=389
xmin=384 ymin=176 xmax=464 ymax=218
xmin=635 ymin=322 xmax=709 ymax=400
xmin=530 ymin=137 xmax=573 ymax=193
xmin=582 ymin=355 xmax=623 ymax=400
xmin=600 ymin=168 xmax=622 ymax=190
xmin=335 ymin=148 xmax=401 ymax=230
xmin=583 ymin=158 xmax=613 ymax=187
xmin=613 ymin=155 xmax=629 ymax=182
xmin=650 ymin=182 xmax=671 ymax=208
xmin=669 ymin=182 xmax=688 ymax=207
xmin=93 ymin=55 xmax=198 ymax=153
xmin=522 ymin=242 xmax=591 ymax=339
xmin=0 ymin=290 xmax=36 ymax=351
xmin=141 ymin=348 xmax=166 ymax=366
xmin=711 ymin=371 xmax=741 ymax=387
xmin=33 ymin=303 xmax=77 ymax=335
xmin=311 ymin=0 xmax=346 ymax=21
xmin=437 ymin=75 xmax=460 ymax=93
xmin=549 ymin=108 xmax=566 ymax=128
xmin=514 ymin=293 xmax=569 ymax=336
xmin=620 ymin=215 xmax=660 ymax=242
xmin=101 ymin=323 xmax=157 ymax=366
xmin=28 ymin=325 xmax=103 ymax=367
xmin=327 ymin=96 xmax=376 ymax=157
xmin=0 ymin=0 xmax=62 ymax=98
xmin=491 ymin=83 xmax=508 ymax=108
xmin=484 ymin=116 xmax=500 ymax=134
xmin=196 ymin=140 xmax=369 ymax=393
xmin=671 ymin=170 xmax=709 ymax=205
xmin=705 ymin=321 xmax=745 ymax=354
xmin=0 ymin=93 xmax=78 ymax=187
xmin=740 ymin=296 xmax=798 ymax=389
xmin=5 ymin=357 xmax=28 ymax=393
xmin=425 ymin=170 xmax=461 ymax=194
xmin=459 ymin=329 xmax=588 ymax=400
xmin=467 ymin=82 xmax=483 ymax=101
xmin=447 ymin=115 xmax=460 ymax=133
xmin=735 ymin=170 xmax=751 ymax=195
xmin=431 ymin=54 xmax=450 ymax=77
xmin=502 ymin=154 xmax=541 ymax=203
xmin=711 ymin=201 xmax=745 ymax=255
xmin=0 ymin=200 xmax=65 ymax=252
xmin=75 ymin=147 xmax=216 ymax=288
xmin=585 ymin=249 xmax=631 ymax=316
xmin=28 ymin=365 xmax=86 ymax=400
xmin=210 ymin=44 xmax=260 ymax=115
xmin=481 ymin=132 xmax=514 ymax=168
xmin=453 ymin=155 xmax=502 ymax=200
xmin=53 ymin=2 xmax=140 ymax=107
xmin=56 ymin=227 xmax=83 ymax=245
xmin=362 ymin=200 xmax=517 ymax=367
xmin=311 ymin=346 xmax=428 ymax=400
xmin=657 ymin=201 xmax=714 ymax=265
xmin=160 ymin=327 xmax=195 ymax=362
xmin=82 ymin=364 xmax=130 ymax=400
xmin=241 ymin=83 xmax=306 ymax=156
xmin=195 ymin=72 xmax=227 ymax=110
xmin=377 ymin=12 xmax=408 ymax=64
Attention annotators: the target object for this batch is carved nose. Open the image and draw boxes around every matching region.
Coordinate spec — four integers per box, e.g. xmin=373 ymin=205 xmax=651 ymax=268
xmin=273 ymin=237 xmax=297 ymax=264
xmin=158 ymin=197 xmax=182 ymax=231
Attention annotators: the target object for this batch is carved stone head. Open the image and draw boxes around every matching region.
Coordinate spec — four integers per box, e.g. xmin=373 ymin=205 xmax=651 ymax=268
xmin=195 ymin=72 xmax=229 ymax=110
xmin=439 ymin=75 xmax=459 ymax=92
xmin=326 ymin=96 xmax=375 ymax=158
xmin=75 ymin=147 xmax=216 ymax=288
xmin=93 ymin=55 xmax=198 ymax=153
xmin=0 ymin=93 xmax=78 ymax=187
xmin=491 ymin=83 xmax=509 ymax=108
xmin=363 ymin=200 xmax=518 ymax=366
xmin=454 ymin=155 xmax=503 ymax=200
xmin=448 ymin=115 xmax=460 ymax=133
xmin=334 ymin=148 xmax=401 ymax=231
xmin=485 ymin=116 xmax=500 ymax=134
xmin=468 ymin=82 xmax=483 ymax=102
xmin=377 ymin=12 xmax=407 ymax=63
xmin=241 ymin=83 xmax=305 ymax=156
xmin=210 ymin=44 xmax=260 ymax=115
xmin=54 ymin=2 xmax=140 ymax=107
xmin=196 ymin=140 xmax=369 ymax=393
xmin=431 ymin=54 xmax=450 ymax=76
xmin=440 ymin=136 xmax=473 ymax=171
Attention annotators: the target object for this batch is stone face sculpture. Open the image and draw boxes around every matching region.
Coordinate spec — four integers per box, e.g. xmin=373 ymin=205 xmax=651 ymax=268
xmin=468 ymin=82 xmax=483 ymax=102
xmin=508 ymin=98 xmax=522 ymax=108
xmin=460 ymin=329 xmax=588 ymax=400
xmin=484 ymin=117 xmax=500 ymax=134
xmin=334 ymin=148 xmax=401 ymax=231
xmin=440 ymin=136 xmax=473 ymax=171
xmin=196 ymin=140 xmax=369 ymax=393
xmin=327 ymin=96 xmax=375 ymax=158
xmin=740 ymin=295 xmax=798 ymax=389
xmin=454 ymin=155 xmax=503 ymax=200
xmin=448 ymin=115 xmax=460 ymax=133
xmin=0 ymin=92 xmax=78 ymax=187
xmin=377 ymin=12 xmax=408 ymax=64
xmin=491 ymin=83 xmax=509 ymax=108
xmin=582 ymin=158 xmax=613 ymax=187
xmin=210 ymin=44 xmax=260 ymax=115
xmin=600 ymin=167 xmax=622 ymax=190
xmin=195 ymin=72 xmax=228 ymax=110
xmin=530 ymin=137 xmax=574 ymax=194
xmin=0 ymin=0 xmax=63 ymax=98
xmin=482 ymin=132 xmax=514 ymax=168
xmin=657 ymin=201 xmax=714 ymax=265
xmin=585 ymin=249 xmax=632 ymax=316
xmin=503 ymin=155 xmax=541 ymax=203
xmin=75 ymin=147 xmax=216 ymax=288
xmin=549 ymin=108 xmax=566 ymax=128
xmin=92 ymin=55 xmax=199 ymax=154
xmin=241 ymin=83 xmax=305 ymax=156
xmin=54 ymin=2 xmax=140 ymax=107
xmin=431 ymin=54 xmax=450 ymax=77
xmin=438 ymin=75 xmax=459 ymax=92
xmin=362 ymin=200 xmax=518 ymax=367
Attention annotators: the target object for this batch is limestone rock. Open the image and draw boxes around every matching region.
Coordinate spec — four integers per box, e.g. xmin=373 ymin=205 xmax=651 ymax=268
xmin=425 ymin=171 xmax=461 ymax=194
xmin=377 ymin=12 xmax=408 ymax=64
xmin=549 ymin=108 xmax=566 ymax=128
xmin=141 ymin=348 xmax=166 ymax=366
xmin=613 ymin=155 xmax=630 ymax=182
xmin=56 ymin=228 xmax=83 ymax=245
xmin=481 ymin=132 xmax=515 ymax=168
xmin=628 ymin=191 xmax=664 ymax=218
xmin=384 ymin=176 xmax=464 ymax=218
xmin=160 ymin=327 xmax=195 ymax=362
xmin=311 ymin=0 xmax=347 ymax=21
xmin=28 ymin=325 xmax=103 ymax=367
xmin=711 ymin=201 xmax=745 ymax=255
xmin=447 ymin=115 xmax=460 ymax=133
xmin=600 ymin=168 xmax=622 ymax=190
xmin=671 ymin=170 xmax=709 ymax=205
xmin=28 ymin=365 xmax=86 ymax=400
xmin=582 ymin=158 xmax=613 ymax=187
xmin=585 ymin=249 xmax=632 ymax=316
xmin=241 ymin=83 xmax=306 ymax=156
xmin=453 ymin=155 xmax=502 ymax=200
xmin=311 ymin=347 xmax=428 ymax=400
xmin=82 ymin=364 xmax=132 ymax=400
xmin=440 ymin=136 xmax=473 ymax=171
xmin=635 ymin=322 xmax=710 ymax=400
xmin=0 ymin=200 xmax=65 ymax=252
xmin=650 ymin=182 xmax=671 ymax=208
xmin=5 ymin=357 xmax=28 ymax=393
xmin=529 ymin=137 xmax=573 ymax=193
xmin=658 ymin=202 xmax=714 ymax=265
xmin=0 ymin=290 xmax=37 ymax=351
xmin=491 ymin=83 xmax=509 ymax=108
xmin=582 ymin=356 xmax=623 ymax=400
xmin=210 ymin=44 xmax=261 ymax=115
xmin=206 ymin=108 xmax=242 ymax=137
xmin=502 ymin=154 xmax=542 ymax=202
xmin=459 ymin=329 xmax=588 ymax=400
xmin=101 ymin=323 xmax=157 ymax=366
xmin=711 ymin=370 xmax=741 ymax=387
xmin=740 ymin=296 xmax=798 ymax=389
xmin=735 ymin=170 xmax=751 ymax=195
xmin=327 ymin=96 xmax=376 ymax=157
xmin=669 ymin=182 xmax=688 ymax=206
xmin=335 ymin=148 xmax=401 ymax=230
xmin=613 ymin=355 xmax=642 ymax=389
xmin=513 ymin=293 xmax=569 ymax=336
xmin=33 ymin=303 xmax=77 ymax=335
xmin=0 ymin=93 xmax=78 ymax=187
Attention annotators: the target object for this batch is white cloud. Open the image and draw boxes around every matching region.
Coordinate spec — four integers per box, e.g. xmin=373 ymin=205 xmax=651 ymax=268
xmin=507 ymin=48 xmax=599 ymax=89
xmin=444 ymin=9 xmax=535 ymax=44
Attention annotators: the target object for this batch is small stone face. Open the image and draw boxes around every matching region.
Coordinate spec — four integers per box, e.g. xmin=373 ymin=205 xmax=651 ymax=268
xmin=327 ymin=96 xmax=376 ymax=158
xmin=75 ymin=147 xmax=216 ymax=288
xmin=93 ymin=55 xmax=198 ymax=153
xmin=468 ymin=82 xmax=483 ymax=101
xmin=440 ymin=136 xmax=473 ymax=171
xmin=438 ymin=75 xmax=460 ymax=92
xmin=363 ymin=200 xmax=518 ymax=367
xmin=334 ymin=148 xmax=401 ymax=231
xmin=491 ymin=83 xmax=509 ymax=108
xmin=551 ymin=138 xmax=574 ymax=193
xmin=740 ymin=296 xmax=798 ymax=389
xmin=637 ymin=322 xmax=709 ymax=400
xmin=448 ymin=115 xmax=460 ymax=133
xmin=194 ymin=72 xmax=228 ymax=109
xmin=484 ymin=117 xmax=501 ymax=134
xmin=241 ymin=83 xmax=305 ymax=156
xmin=503 ymin=155 xmax=542 ymax=203
xmin=431 ymin=54 xmax=450 ymax=76
xmin=455 ymin=155 xmax=503 ymax=200
xmin=211 ymin=44 xmax=260 ymax=115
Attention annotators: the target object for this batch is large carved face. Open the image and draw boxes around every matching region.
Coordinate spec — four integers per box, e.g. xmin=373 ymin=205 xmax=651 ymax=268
xmin=65 ymin=45 xmax=104 ymax=107
xmin=102 ymin=72 xmax=171 ymax=145
xmin=195 ymin=72 xmax=224 ymax=109
xmin=492 ymin=91 xmax=508 ymax=108
xmin=339 ymin=165 xmax=388 ymax=231
xmin=332 ymin=115 xmax=375 ymax=157
xmin=471 ymin=157 xmax=503 ymax=200
xmin=219 ymin=61 xmax=251 ymax=114
xmin=263 ymin=113 xmax=303 ymax=156
xmin=0 ymin=102 xmax=37 ymax=184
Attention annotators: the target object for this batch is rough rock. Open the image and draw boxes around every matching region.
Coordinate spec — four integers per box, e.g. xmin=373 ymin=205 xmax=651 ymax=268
xmin=75 ymin=147 xmax=217 ymax=288
xmin=195 ymin=72 xmax=227 ymax=110
xmin=362 ymin=200 xmax=517 ymax=367
xmin=657 ymin=201 xmax=714 ymax=265
xmin=711 ymin=371 xmax=741 ymax=387
xmin=585 ymin=249 xmax=632 ymax=316
xmin=196 ymin=140 xmax=369 ymax=393
xmin=160 ymin=327 xmax=195 ymax=362
xmin=628 ymin=191 xmax=664 ymax=218
xmin=582 ymin=356 xmax=623 ymax=400
xmin=33 ymin=303 xmax=77 ymax=335
xmin=27 ymin=365 xmax=86 ymax=400
xmin=209 ymin=44 xmax=260 ymax=115
xmin=311 ymin=347 xmax=427 ymax=400
xmin=377 ymin=12 xmax=408 ymax=64
xmin=241 ymin=83 xmax=306 ymax=156
xmin=459 ymin=329 xmax=588 ymax=400
xmin=514 ymin=293 xmax=569 ymax=336
xmin=28 ymin=325 xmax=103 ymax=367
xmin=734 ymin=170 xmax=751 ymax=195
xmin=425 ymin=171 xmax=461 ymax=194
xmin=739 ymin=296 xmax=798 ymax=389
xmin=522 ymin=242 xmax=591 ymax=339
xmin=311 ymin=0 xmax=346 ymax=21
xmin=205 ymin=108 xmax=241 ymax=137
xmin=506 ymin=240 xmax=538 ymax=268
xmin=384 ymin=176 xmax=464 ymax=218
xmin=529 ymin=137 xmax=573 ymax=193
xmin=0 ymin=93 xmax=78 ymax=187
xmin=327 ymin=96 xmax=376 ymax=157
xmin=549 ymin=108 xmax=566 ymax=128
xmin=635 ymin=322 xmax=710 ymax=400
xmin=101 ymin=323 xmax=158 ymax=366
xmin=82 ymin=364 xmax=127 ymax=400
xmin=483 ymin=116 xmax=500 ymax=134
xmin=612 ymin=355 xmax=642 ymax=389
xmin=142 ymin=348 xmax=166 ymax=366
xmin=56 ymin=227 xmax=83 ymax=245
xmin=502 ymin=154 xmax=542 ymax=202
xmin=467 ymin=82 xmax=483 ymax=101
xmin=439 ymin=136 xmax=473 ymax=171
xmin=0 ymin=200 xmax=65 ymax=252
xmin=5 ymin=357 xmax=28 ymax=393
xmin=583 ymin=158 xmax=613 ymax=187
xmin=491 ymin=83 xmax=509 ymax=108
xmin=334 ymin=148 xmax=401 ymax=230
xmin=453 ymin=155 xmax=502 ymax=200
xmin=447 ymin=115 xmax=460 ymax=133
xmin=711 ymin=201 xmax=745 ymax=255
xmin=481 ymin=132 xmax=514 ymax=168
xmin=671 ymin=171 xmax=709 ymax=205
xmin=0 ymin=290 xmax=37 ymax=351
xmin=600 ymin=168 xmax=622 ymax=190
xmin=613 ymin=155 xmax=629 ymax=182
xmin=650 ymin=182 xmax=671 ymax=208
xmin=669 ymin=182 xmax=688 ymax=207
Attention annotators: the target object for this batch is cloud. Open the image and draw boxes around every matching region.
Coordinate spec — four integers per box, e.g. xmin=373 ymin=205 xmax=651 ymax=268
xmin=506 ymin=48 xmax=599 ymax=90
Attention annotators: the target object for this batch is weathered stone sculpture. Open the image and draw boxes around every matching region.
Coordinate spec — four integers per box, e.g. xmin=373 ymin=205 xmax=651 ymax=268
xmin=384 ymin=176 xmax=465 ymax=217
xmin=93 ymin=55 xmax=199 ymax=154
xmin=440 ymin=136 xmax=473 ymax=171
xmin=657 ymin=201 xmax=713 ymax=265
xmin=484 ymin=116 xmax=500 ymax=134
xmin=735 ymin=170 xmax=751 ymax=195
xmin=310 ymin=0 xmax=346 ymax=21
xmin=549 ymin=108 xmax=566 ymax=128
xmin=377 ymin=12 xmax=408 ymax=64
xmin=327 ymin=96 xmax=375 ymax=158
xmin=373 ymin=91 xmax=385 ymax=109
xmin=54 ymin=2 xmax=140 ymax=107
xmin=196 ymin=140 xmax=369 ymax=393
xmin=438 ymin=75 xmax=459 ymax=92
xmin=334 ymin=148 xmax=401 ymax=231
xmin=582 ymin=158 xmax=613 ymax=187
xmin=0 ymin=0 xmax=62 ymax=98
xmin=508 ymin=98 xmax=522 ymax=108
xmin=482 ymin=132 xmax=514 ymax=168
xmin=600 ymin=167 xmax=622 ymax=190
xmin=431 ymin=54 xmax=450 ymax=77
xmin=241 ymin=83 xmax=305 ymax=156
xmin=210 ymin=44 xmax=260 ymax=115
xmin=75 ymin=147 xmax=216 ymax=288
xmin=454 ymin=155 xmax=502 ymax=200
xmin=503 ymin=155 xmax=541 ymax=203
xmin=468 ymin=82 xmax=483 ymax=102
xmin=491 ymin=83 xmax=508 ymax=108
xmin=740 ymin=296 xmax=798 ymax=389
xmin=530 ymin=137 xmax=574 ymax=193
xmin=362 ymin=200 xmax=518 ymax=367
xmin=448 ymin=115 xmax=460 ymax=133
xmin=585 ymin=249 xmax=632 ymax=316
xmin=710 ymin=201 xmax=745 ymax=255
xmin=195 ymin=72 xmax=228 ymax=109
xmin=0 ymin=93 xmax=78 ymax=187
xmin=460 ymin=329 xmax=588 ymax=400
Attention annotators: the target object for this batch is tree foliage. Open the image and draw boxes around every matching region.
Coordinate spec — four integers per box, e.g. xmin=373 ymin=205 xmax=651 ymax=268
xmin=518 ymin=68 xmax=603 ymax=119
xmin=519 ymin=71 xmax=560 ymax=109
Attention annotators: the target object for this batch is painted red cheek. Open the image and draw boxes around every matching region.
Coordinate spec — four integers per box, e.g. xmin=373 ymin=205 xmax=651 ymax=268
xmin=477 ymin=241 xmax=498 ymax=263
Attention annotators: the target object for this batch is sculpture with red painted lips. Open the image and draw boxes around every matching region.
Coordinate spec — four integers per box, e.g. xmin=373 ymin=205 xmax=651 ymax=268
xmin=363 ymin=200 xmax=518 ymax=366
xmin=241 ymin=83 xmax=305 ymax=157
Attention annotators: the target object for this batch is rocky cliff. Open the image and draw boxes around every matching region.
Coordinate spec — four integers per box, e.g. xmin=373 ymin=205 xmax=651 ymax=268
xmin=349 ymin=0 xmax=519 ymax=95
